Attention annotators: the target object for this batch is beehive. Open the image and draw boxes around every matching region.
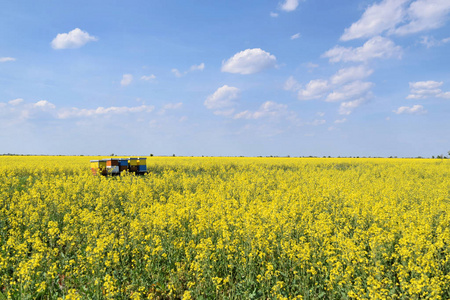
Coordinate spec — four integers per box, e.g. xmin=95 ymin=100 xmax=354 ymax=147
xmin=91 ymin=157 xmax=148 ymax=176
xmin=128 ymin=158 xmax=139 ymax=172
xmin=118 ymin=159 xmax=128 ymax=173
xmin=137 ymin=157 xmax=147 ymax=173
xmin=90 ymin=160 xmax=100 ymax=175
xmin=91 ymin=160 xmax=107 ymax=175
xmin=105 ymin=158 xmax=120 ymax=175
xmin=99 ymin=160 xmax=107 ymax=176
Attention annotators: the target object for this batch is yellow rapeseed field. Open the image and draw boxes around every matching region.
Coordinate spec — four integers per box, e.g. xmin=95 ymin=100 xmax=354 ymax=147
xmin=0 ymin=156 xmax=449 ymax=299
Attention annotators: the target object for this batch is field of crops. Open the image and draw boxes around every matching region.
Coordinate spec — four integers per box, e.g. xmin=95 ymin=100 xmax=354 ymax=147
xmin=0 ymin=156 xmax=449 ymax=299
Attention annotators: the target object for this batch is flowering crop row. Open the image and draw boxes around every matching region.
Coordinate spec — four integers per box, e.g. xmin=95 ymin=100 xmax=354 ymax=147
xmin=0 ymin=156 xmax=449 ymax=299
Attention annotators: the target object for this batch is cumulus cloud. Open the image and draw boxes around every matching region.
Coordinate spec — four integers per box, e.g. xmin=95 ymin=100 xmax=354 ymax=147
xmin=171 ymin=68 xmax=183 ymax=78
xmin=121 ymin=74 xmax=133 ymax=86
xmin=393 ymin=104 xmax=427 ymax=114
xmin=291 ymin=65 xmax=374 ymax=113
xmin=204 ymin=85 xmax=240 ymax=111
xmin=0 ymin=57 xmax=16 ymax=62
xmin=334 ymin=118 xmax=347 ymax=123
xmin=221 ymin=48 xmax=277 ymax=75
xmin=394 ymin=0 xmax=450 ymax=35
xmin=341 ymin=0 xmax=450 ymax=40
xmin=172 ymin=63 xmax=205 ymax=77
xmin=341 ymin=0 xmax=408 ymax=41
xmin=308 ymin=119 xmax=326 ymax=126
xmin=141 ymin=75 xmax=156 ymax=81
xmin=57 ymin=105 xmax=154 ymax=119
xmin=159 ymin=102 xmax=183 ymax=115
xmin=51 ymin=28 xmax=98 ymax=49
xmin=330 ymin=65 xmax=374 ymax=85
xmin=339 ymin=98 xmax=368 ymax=115
xmin=406 ymin=80 xmax=450 ymax=99
xmin=190 ymin=63 xmax=205 ymax=71
xmin=283 ymin=76 xmax=302 ymax=91
xmin=270 ymin=12 xmax=279 ymax=17
xmin=297 ymin=79 xmax=330 ymax=100
xmin=162 ymin=102 xmax=183 ymax=110
xmin=234 ymin=101 xmax=289 ymax=120
xmin=323 ymin=36 xmax=402 ymax=63
xmin=34 ymin=100 xmax=56 ymax=110
xmin=280 ymin=0 xmax=301 ymax=12
xmin=419 ymin=36 xmax=450 ymax=48
xmin=8 ymin=98 xmax=24 ymax=105
xmin=305 ymin=62 xmax=319 ymax=70
xmin=290 ymin=33 xmax=301 ymax=40
xmin=326 ymin=81 xmax=374 ymax=102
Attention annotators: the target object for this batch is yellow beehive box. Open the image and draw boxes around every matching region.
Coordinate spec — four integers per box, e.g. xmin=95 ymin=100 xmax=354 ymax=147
xmin=90 ymin=160 xmax=99 ymax=175
xmin=99 ymin=160 xmax=107 ymax=175
xmin=128 ymin=158 xmax=138 ymax=166
xmin=137 ymin=157 xmax=147 ymax=166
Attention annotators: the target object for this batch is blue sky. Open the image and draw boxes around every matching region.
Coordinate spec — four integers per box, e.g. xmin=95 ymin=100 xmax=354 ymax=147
xmin=1 ymin=0 xmax=449 ymax=157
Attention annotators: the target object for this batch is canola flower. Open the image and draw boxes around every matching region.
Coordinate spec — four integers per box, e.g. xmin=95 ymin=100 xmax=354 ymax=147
xmin=0 ymin=156 xmax=449 ymax=299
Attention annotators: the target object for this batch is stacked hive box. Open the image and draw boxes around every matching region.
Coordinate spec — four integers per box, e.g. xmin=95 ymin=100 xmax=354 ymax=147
xmin=128 ymin=158 xmax=139 ymax=173
xmin=90 ymin=160 xmax=107 ymax=176
xmin=118 ymin=159 xmax=128 ymax=173
xmin=91 ymin=157 xmax=148 ymax=176
xmin=106 ymin=158 xmax=120 ymax=175
xmin=90 ymin=160 xmax=100 ymax=175
xmin=137 ymin=157 xmax=147 ymax=174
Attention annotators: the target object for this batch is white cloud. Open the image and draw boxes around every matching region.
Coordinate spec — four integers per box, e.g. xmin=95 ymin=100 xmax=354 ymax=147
xmin=8 ymin=98 xmax=24 ymax=105
xmin=171 ymin=63 xmax=204 ymax=77
xmin=394 ymin=0 xmax=450 ymax=35
xmin=270 ymin=12 xmax=279 ymax=17
xmin=339 ymin=97 xmax=368 ymax=115
xmin=419 ymin=35 xmax=450 ymax=48
xmin=340 ymin=0 xmax=450 ymax=40
xmin=121 ymin=74 xmax=133 ymax=86
xmin=406 ymin=80 xmax=450 ymax=99
xmin=284 ymin=76 xmax=302 ymax=91
xmin=323 ymin=36 xmax=402 ymax=63
xmin=162 ymin=102 xmax=183 ymax=110
xmin=234 ymin=101 xmax=291 ymax=120
xmin=171 ymin=68 xmax=183 ymax=78
xmin=341 ymin=0 xmax=408 ymax=41
xmin=410 ymin=80 xmax=442 ymax=89
xmin=33 ymin=100 xmax=56 ymax=110
xmin=213 ymin=109 xmax=235 ymax=116
xmin=438 ymin=91 xmax=450 ymax=99
xmin=393 ymin=104 xmax=427 ymax=114
xmin=51 ymin=28 xmax=98 ymax=49
xmin=0 ymin=57 xmax=16 ymax=62
xmin=297 ymin=79 xmax=329 ymax=100
xmin=290 ymin=33 xmax=301 ymax=40
xmin=57 ymin=105 xmax=154 ymax=119
xmin=141 ymin=75 xmax=156 ymax=81
xmin=204 ymin=85 xmax=240 ymax=110
xmin=334 ymin=118 xmax=347 ymax=123
xmin=305 ymin=62 xmax=319 ymax=70
xmin=280 ymin=0 xmax=300 ymax=12
xmin=159 ymin=102 xmax=183 ymax=115
xmin=221 ymin=48 xmax=277 ymax=75
xmin=326 ymin=81 xmax=374 ymax=102
xmin=330 ymin=65 xmax=374 ymax=85
xmin=291 ymin=67 xmax=374 ymax=114
xmin=308 ymin=119 xmax=326 ymax=126
xmin=190 ymin=63 xmax=205 ymax=71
